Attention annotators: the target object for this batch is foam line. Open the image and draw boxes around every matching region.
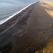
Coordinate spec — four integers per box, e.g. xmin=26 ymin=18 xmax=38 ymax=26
xmin=0 ymin=2 xmax=36 ymax=25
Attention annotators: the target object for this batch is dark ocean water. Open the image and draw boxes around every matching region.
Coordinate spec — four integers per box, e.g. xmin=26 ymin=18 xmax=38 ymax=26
xmin=0 ymin=0 xmax=38 ymax=24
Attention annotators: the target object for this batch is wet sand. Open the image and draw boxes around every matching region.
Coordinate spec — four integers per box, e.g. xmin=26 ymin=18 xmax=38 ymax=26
xmin=0 ymin=2 xmax=53 ymax=53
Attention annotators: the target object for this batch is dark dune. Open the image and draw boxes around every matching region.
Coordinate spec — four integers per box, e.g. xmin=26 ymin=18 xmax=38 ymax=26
xmin=0 ymin=2 xmax=53 ymax=53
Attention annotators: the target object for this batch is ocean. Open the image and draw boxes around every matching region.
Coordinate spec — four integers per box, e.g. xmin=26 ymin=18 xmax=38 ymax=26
xmin=0 ymin=0 xmax=38 ymax=23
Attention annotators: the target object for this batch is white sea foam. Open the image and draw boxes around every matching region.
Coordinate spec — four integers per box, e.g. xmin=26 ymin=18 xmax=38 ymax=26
xmin=0 ymin=2 xmax=37 ymax=25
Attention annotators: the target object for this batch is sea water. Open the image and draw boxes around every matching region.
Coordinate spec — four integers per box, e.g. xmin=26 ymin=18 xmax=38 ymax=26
xmin=0 ymin=0 xmax=38 ymax=24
